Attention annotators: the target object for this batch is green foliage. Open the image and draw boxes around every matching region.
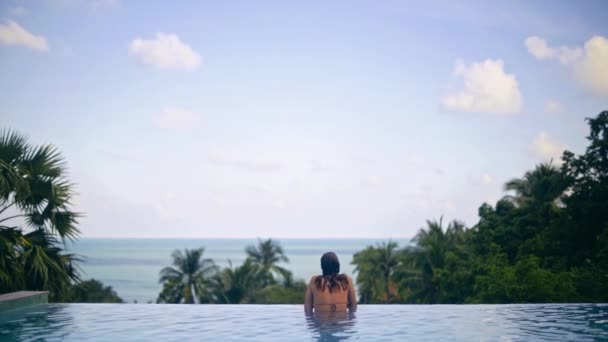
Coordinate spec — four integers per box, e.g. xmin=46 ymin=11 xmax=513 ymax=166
xmin=352 ymin=111 xmax=608 ymax=304
xmin=352 ymin=241 xmax=401 ymax=303
xmin=209 ymin=259 xmax=265 ymax=304
xmin=255 ymin=281 xmax=307 ymax=304
xmin=68 ymin=279 xmax=123 ymax=303
xmin=0 ymin=129 xmax=81 ymax=301
xmin=245 ymin=238 xmax=291 ymax=286
xmin=157 ymin=248 xmax=217 ymax=304
xmin=158 ymin=239 xmax=305 ymax=304
xmin=471 ymin=255 xmax=578 ymax=303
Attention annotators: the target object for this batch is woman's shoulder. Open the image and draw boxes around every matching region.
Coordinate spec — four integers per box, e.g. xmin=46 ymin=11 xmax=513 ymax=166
xmin=308 ymin=275 xmax=321 ymax=283
xmin=338 ymin=274 xmax=354 ymax=284
xmin=309 ymin=274 xmax=352 ymax=282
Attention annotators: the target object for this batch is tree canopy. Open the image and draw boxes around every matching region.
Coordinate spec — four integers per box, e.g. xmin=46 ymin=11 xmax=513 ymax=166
xmin=0 ymin=130 xmax=81 ymax=301
xmin=352 ymin=111 xmax=608 ymax=304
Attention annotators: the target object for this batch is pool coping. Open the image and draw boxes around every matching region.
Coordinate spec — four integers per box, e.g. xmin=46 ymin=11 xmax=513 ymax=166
xmin=0 ymin=291 xmax=49 ymax=312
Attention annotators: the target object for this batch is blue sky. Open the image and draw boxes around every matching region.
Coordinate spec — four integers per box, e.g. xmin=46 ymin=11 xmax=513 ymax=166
xmin=1 ymin=0 xmax=607 ymax=238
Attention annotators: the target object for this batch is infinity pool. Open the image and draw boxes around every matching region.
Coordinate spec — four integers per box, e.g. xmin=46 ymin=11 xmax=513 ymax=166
xmin=1 ymin=304 xmax=607 ymax=341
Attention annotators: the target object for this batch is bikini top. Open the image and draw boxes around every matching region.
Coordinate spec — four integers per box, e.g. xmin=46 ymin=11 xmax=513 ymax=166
xmin=314 ymin=303 xmax=349 ymax=312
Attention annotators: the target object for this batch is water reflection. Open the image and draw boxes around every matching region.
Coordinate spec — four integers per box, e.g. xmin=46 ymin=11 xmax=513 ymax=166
xmin=305 ymin=312 xmax=357 ymax=342
xmin=0 ymin=304 xmax=72 ymax=341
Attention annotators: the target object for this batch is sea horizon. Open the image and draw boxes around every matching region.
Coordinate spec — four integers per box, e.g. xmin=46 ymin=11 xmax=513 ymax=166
xmin=67 ymin=237 xmax=411 ymax=303
xmin=75 ymin=236 xmax=416 ymax=240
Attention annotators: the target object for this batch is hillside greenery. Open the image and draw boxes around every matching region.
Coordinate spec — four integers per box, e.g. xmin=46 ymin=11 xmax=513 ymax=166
xmin=352 ymin=111 xmax=608 ymax=304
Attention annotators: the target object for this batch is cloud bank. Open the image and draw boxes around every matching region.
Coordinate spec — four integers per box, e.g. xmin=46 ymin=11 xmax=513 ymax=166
xmin=441 ymin=59 xmax=522 ymax=114
xmin=0 ymin=20 xmax=48 ymax=51
xmin=525 ymin=36 xmax=582 ymax=64
xmin=525 ymin=35 xmax=608 ymax=97
xmin=573 ymin=36 xmax=608 ymax=97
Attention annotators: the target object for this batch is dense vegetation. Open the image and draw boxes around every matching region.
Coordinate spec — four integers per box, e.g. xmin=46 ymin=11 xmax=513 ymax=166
xmin=352 ymin=111 xmax=608 ymax=304
xmin=0 ymin=130 xmax=82 ymax=301
xmin=157 ymin=239 xmax=307 ymax=304
xmin=0 ymin=130 xmax=121 ymax=303
xmin=69 ymin=279 xmax=124 ymax=303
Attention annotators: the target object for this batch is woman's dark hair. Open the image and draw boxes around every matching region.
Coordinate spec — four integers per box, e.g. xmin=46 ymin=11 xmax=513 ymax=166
xmin=315 ymin=252 xmax=349 ymax=293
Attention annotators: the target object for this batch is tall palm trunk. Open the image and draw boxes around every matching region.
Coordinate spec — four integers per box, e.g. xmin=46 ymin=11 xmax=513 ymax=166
xmin=184 ymin=281 xmax=194 ymax=304
xmin=385 ymin=273 xmax=391 ymax=304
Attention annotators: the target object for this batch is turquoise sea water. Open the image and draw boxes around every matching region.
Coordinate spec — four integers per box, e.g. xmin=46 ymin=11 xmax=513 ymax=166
xmin=67 ymin=238 xmax=410 ymax=303
xmin=1 ymin=304 xmax=607 ymax=341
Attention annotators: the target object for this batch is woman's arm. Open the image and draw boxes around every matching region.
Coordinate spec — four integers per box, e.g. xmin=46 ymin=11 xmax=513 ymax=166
xmin=304 ymin=277 xmax=314 ymax=315
xmin=347 ymin=275 xmax=357 ymax=312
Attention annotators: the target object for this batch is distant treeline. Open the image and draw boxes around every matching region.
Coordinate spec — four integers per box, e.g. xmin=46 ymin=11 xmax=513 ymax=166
xmin=156 ymin=239 xmax=306 ymax=304
xmin=352 ymin=111 xmax=608 ymax=304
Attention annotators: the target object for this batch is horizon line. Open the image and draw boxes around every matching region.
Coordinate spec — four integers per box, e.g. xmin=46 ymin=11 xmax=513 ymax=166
xmin=76 ymin=236 xmax=414 ymax=240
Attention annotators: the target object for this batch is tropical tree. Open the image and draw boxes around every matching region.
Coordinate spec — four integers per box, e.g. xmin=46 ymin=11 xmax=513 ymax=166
xmin=157 ymin=248 xmax=217 ymax=304
xmin=375 ymin=241 xmax=401 ymax=303
xmin=210 ymin=259 xmax=265 ymax=304
xmin=0 ymin=129 xmax=81 ymax=300
xmin=245 ymin=238 xmax=291 ymax=285
xmin=402 ymin=218 xmax=467 ymax=303
xmin=562 ymin=111 xmax=608 ymax=264
xmin=352 ymin=111 xmax=608 ymax=304
xmin=69 ymin=279 xmax=123 ymax=303
xmin=504 ymin=163 xmax=567 ymax=208
xmin=561 ymin=111 xmax=608 ymax=299
xmin=352 ymin=241 xmax=401 ymax=303
xmin=352 ymin=246 xmax=383 ymax=303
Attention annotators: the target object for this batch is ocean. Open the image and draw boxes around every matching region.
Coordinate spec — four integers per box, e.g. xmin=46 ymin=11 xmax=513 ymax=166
xmin=66 ymin=238 xmax=410 ymax=303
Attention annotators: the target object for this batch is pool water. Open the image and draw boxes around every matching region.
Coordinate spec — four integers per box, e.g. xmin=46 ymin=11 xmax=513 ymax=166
xmin=1 ymin=304 xmax=607 ymax=341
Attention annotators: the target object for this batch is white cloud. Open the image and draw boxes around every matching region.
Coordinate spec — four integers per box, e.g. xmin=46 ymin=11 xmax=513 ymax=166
xmin=524 ymin=36 xmax=582 ymax=64
xmin=530 ymin=132 xmax=566 ymax=164
xmin=129 ymin=33 xmax=201 ymax=70
xmin=556 ymin=47 xmax=584 ymax=64
xmin=441 ymin=59 xmax=522 ymax=114
xmin=525 ymin=36 xmax=553 ymax=59
xmin=573 ymin=36 xmax=608 ymax=97
xmin=481 ymin=174 xmax=493 ymax=185
xmin=154 ymin=107 xmax=201 ymax=130
xmin=9 ymin=7 xmax=26 ymax=16
xmin=543 ymin=99 xmax=565 ymax=114
xmin=0 ymin=20 xmax=48 ymax=51
xmin=525 ymin=35 xmax=608 ymax=97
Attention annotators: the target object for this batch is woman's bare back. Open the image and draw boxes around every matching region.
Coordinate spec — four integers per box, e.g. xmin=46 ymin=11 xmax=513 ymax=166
xmin=304 ymin=274 xmax=357 ymax=315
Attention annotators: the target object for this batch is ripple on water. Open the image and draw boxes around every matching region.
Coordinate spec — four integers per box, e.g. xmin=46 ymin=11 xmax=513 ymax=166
xmin=0 ymin=304 xmax=607 ymax=341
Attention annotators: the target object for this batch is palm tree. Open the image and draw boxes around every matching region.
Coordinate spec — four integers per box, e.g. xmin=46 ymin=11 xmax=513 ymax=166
xmin=158 ymin=248 xmax=217 ymax=304
xmin=352 ymin=246 xmax=382 ymax=303
xmin=210 ymin=259 xmax=265 ymax=304
xmin=0 ymin=130 xmax=80 ymax=240
xmin=245 ymin=238 xmax=291 ymax=285
xmin=0 ymin=129 xmax=81 ymax=300
xmin=404 ymin=218 xmax=465 ymax=303
xmin=0 ymin=227 xmax=25 ymax=291
xmin=504 ymin=163 xmax=567 ymax=209
xmin=352 ymin=241 xmax=401 ymax=303
xmin=376 ymin=241 xmax=401 ymax=303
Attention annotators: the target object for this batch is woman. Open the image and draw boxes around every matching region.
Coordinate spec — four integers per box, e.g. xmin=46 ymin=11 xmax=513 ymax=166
xmin=304 ymin=252 xmax=357 ymax=315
